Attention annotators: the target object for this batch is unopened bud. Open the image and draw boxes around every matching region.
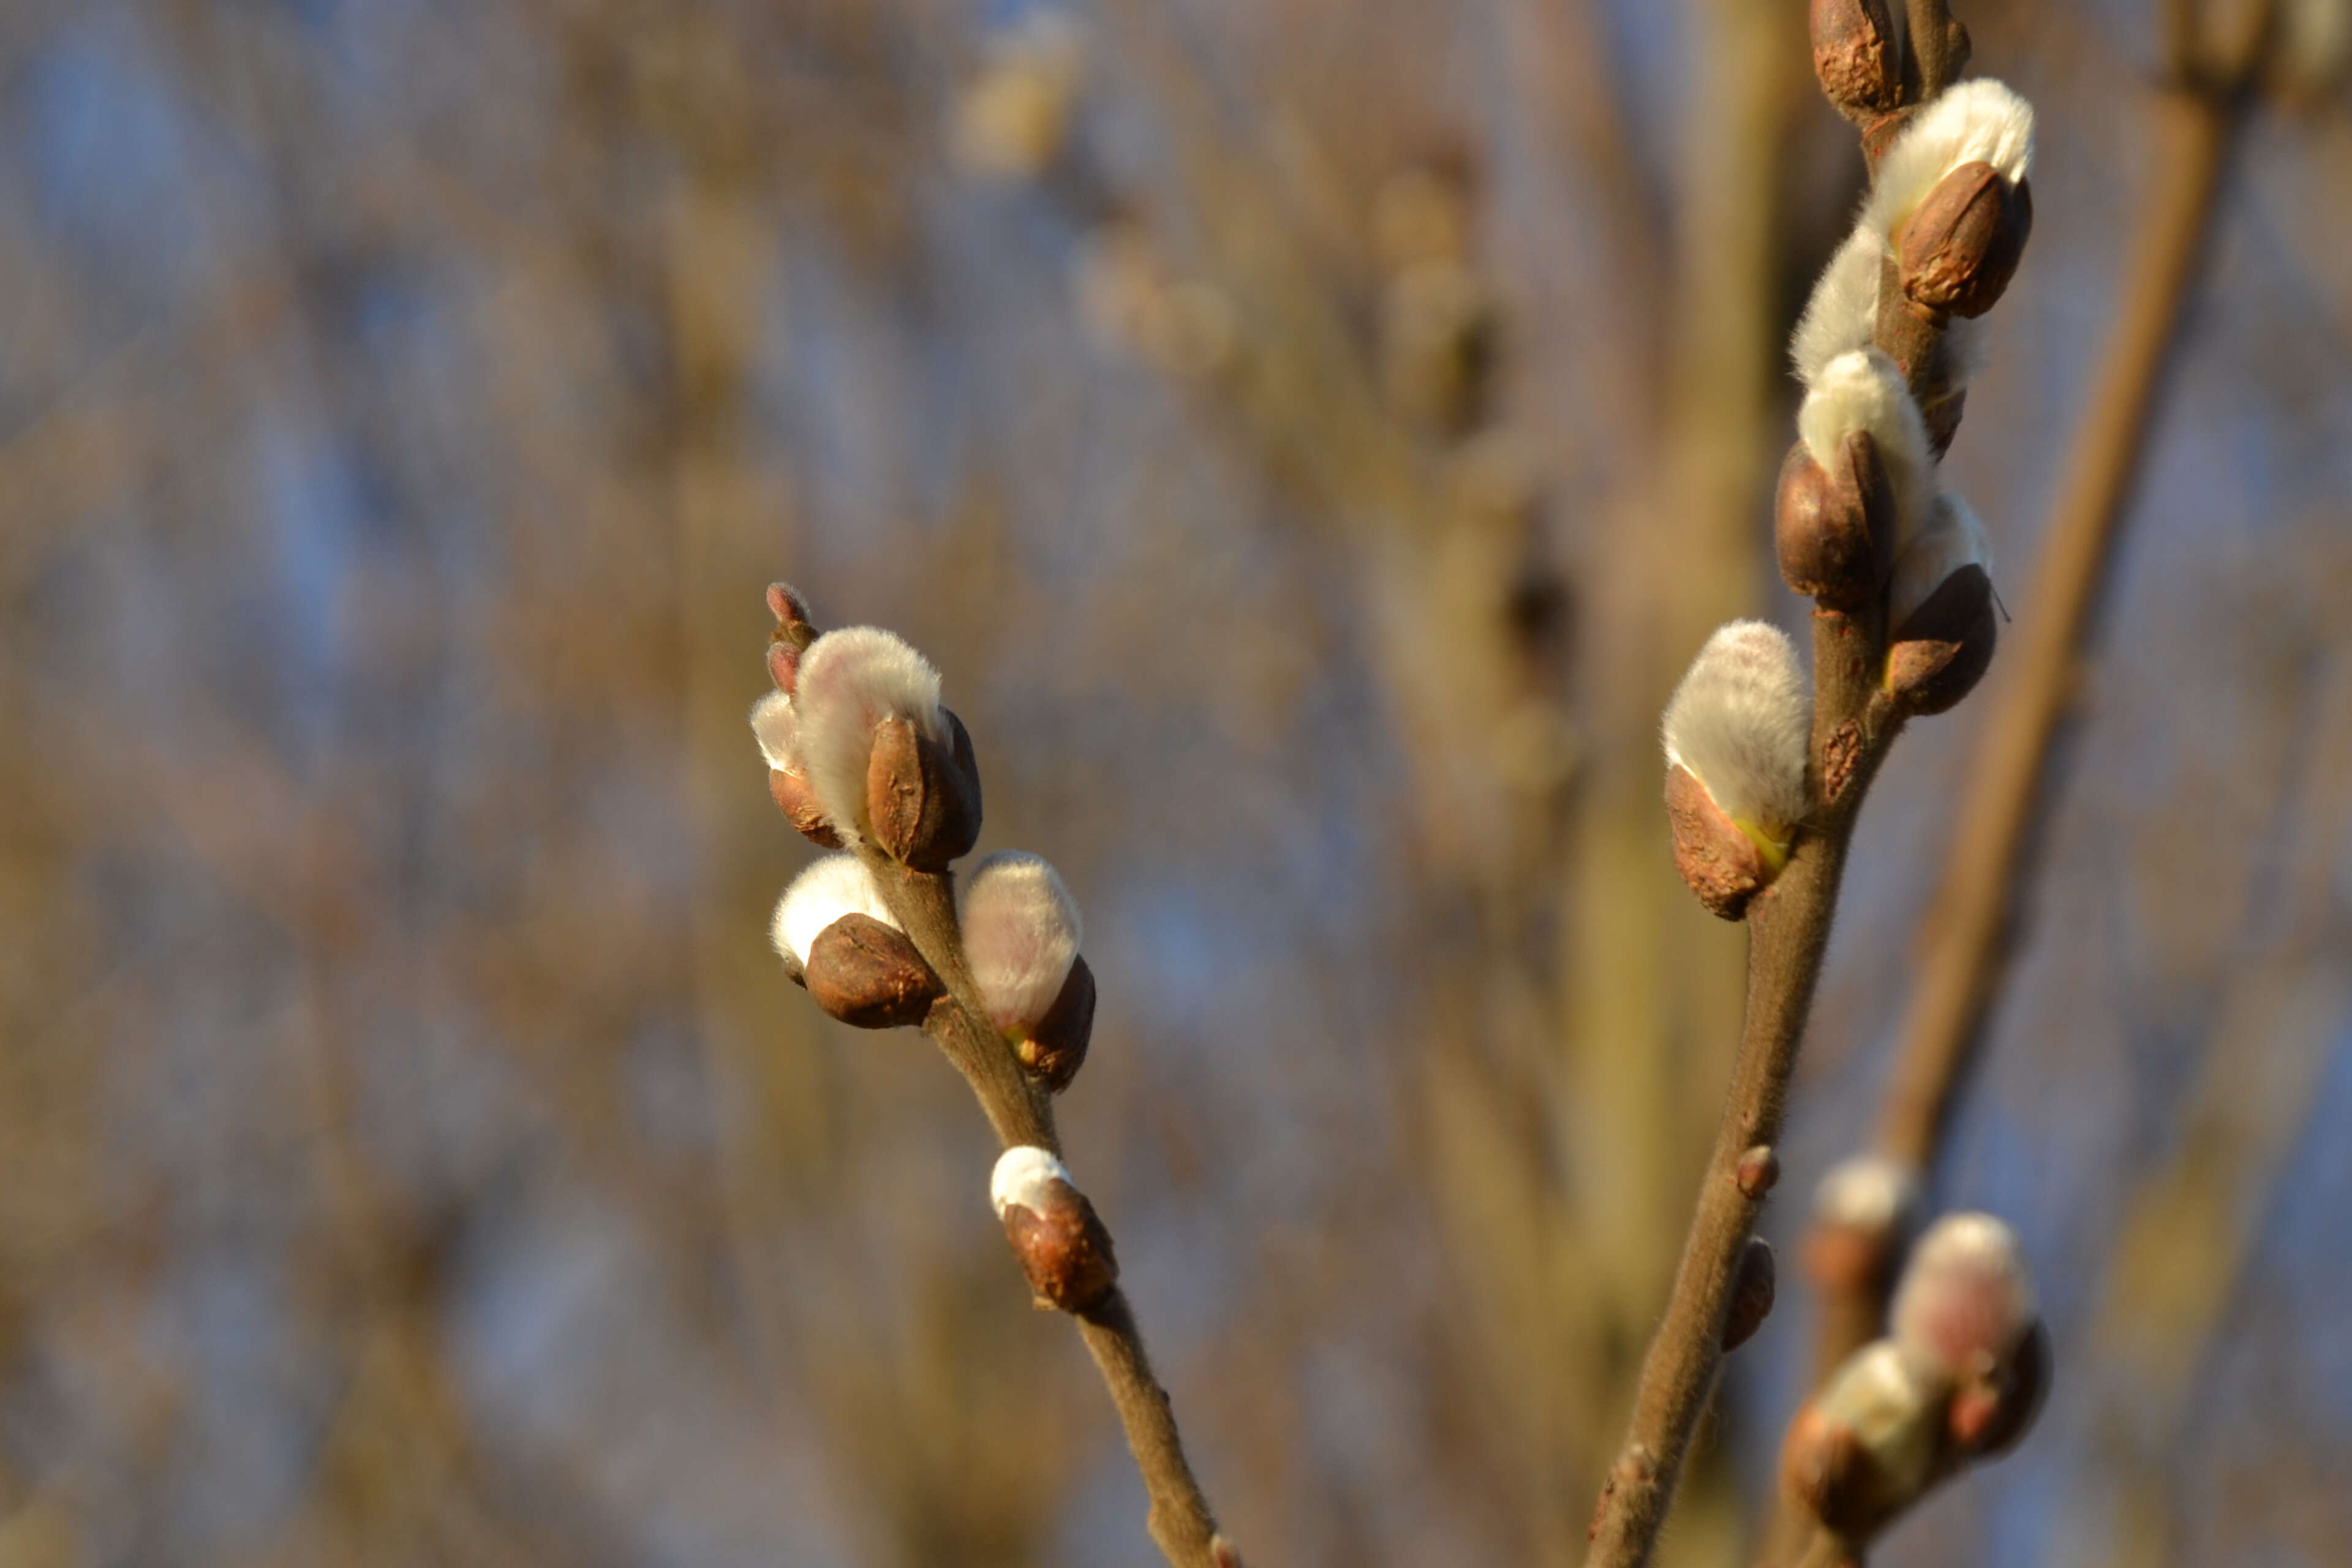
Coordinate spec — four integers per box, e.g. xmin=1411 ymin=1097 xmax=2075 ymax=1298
xmin=1016 ymin=953 xmax=1096 ymax=1093
xmin=1864 ymin=80 xmax=2034 ymax=251
xmin=1810 ymin=0 xmax=1900 ymax=118
xmin=1660 ymin=621 xmax=1811 ymax=918
xmin=1887 ymin=495 xmax=1997 ymax=715
xmin=1898 ymin=162 xmax=2033 ymax=321
xmin=1723 ymin=1237 xmax=1778 ymax=1351
xmin=1890 ymin=1212 xmax=2038 ymax=1383
xmin=766 ymin=582 xmax=820 ymax=651
xmin=804 ymin=913 xmax=945 ymax=1028
xmin=991 ymin=1146 xmax=1118 ymax=1313
xmin=1776 ymin=432 xmax=1896 ymax=606
xmin=867 ymin=707 xmax=983 ymax=872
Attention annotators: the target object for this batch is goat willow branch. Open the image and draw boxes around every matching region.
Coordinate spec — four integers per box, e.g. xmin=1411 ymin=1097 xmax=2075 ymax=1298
xmin=1584 ymin=6 xmax=2041 ymax=1562
xmin=1790 ymin=0 xmax=2283 ymax=1496
xmin=755 ymin=592 xmax=1237 ymax=1568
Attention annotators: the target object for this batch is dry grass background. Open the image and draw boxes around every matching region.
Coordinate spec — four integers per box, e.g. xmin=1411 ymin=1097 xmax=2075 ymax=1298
xmin=0 ymin=1 xmax=2348 ymax=1564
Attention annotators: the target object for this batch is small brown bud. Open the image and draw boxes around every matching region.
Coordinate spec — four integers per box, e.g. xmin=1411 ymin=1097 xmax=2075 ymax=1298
xmin=1898 ymin=164 xmax=2033 ymax=321
xmin=1016 ymin=954 xmax=1096 ymax=1093
xmin=803 ymin=913 xmax=945 ymax=1029
xmin=866 ymin=709 xmax=983 ymax=871
xmin=766 ymin=581 xmax=821 ymax=650
xmin=1723 ymin=1237 xmax=1778 ymax=1351
xmin=769 ymin=767 xmax=845 ymax=848
xmin=1810 ymin=0 xmax=1901 ymax=118
xmin=1776 ymin=434 xmax=1894 ymax=606
xmin=1887 ymin=563 xmax=1996 ymax=715
xmin=1736 ymin=1145 xmax=1782 ymax=1198
xmin=993 ymin=1148 xmax=1118 ymax=1313
xmin=1665 ymin=763 xmax=1771 ymax=921
xmin=1210 ymin=1536 xmax=1246 ymax=1568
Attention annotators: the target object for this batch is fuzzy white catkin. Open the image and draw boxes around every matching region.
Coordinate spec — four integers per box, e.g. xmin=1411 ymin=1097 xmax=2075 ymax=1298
xmin=1791 ymin=225 xmax=1886 ymax=390
xmin=1798 ymin=349 xmax=1934 ymax=545
xmin=1888 ymin=493 xmax=1992 ymax=627
xmin=793 ymin=627 xmax=948 ymax=842
xmin=770 ymin=853 xmax=900 ymax=967
xmin=1863 ymin=79 xmax=2035 ymax=243
xmin=959 ymin=851 xmax=1083 ymax=1035
xmin=750 ymin=689 xmax=801 ymax=773
xmin=1663 ymin=620 xmax=1812 ymax=837
xmin=990 ymin=1145 xmax=1075 ymax=1219
xmin=1891 ymin=1212 xmax=2037 ymax=1373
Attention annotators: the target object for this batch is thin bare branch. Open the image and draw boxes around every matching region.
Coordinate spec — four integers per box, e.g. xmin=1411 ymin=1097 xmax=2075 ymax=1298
xmin=854 ymin=847 xmax=1231 ymax=1568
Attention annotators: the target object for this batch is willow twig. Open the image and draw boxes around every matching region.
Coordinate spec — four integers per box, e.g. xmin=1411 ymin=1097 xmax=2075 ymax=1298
xmin=857 ymin=846 xmax=1232 ymax=1568
xmin=1582 ymin=610 xmax=1906 ymax=1568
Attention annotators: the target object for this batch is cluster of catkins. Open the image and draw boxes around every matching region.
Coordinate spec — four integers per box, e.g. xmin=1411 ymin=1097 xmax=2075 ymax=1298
xmin=1662 ymin=72 xmax=2034 ymax=921
xmin=752 ymin=586 xmax=1111 ymax=1308
xmin=1789 ymin=1160 xmax=2050 ymax=1544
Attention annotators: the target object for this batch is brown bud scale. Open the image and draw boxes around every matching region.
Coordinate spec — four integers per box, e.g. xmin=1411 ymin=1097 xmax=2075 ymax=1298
xmin=867 ymin=709 xmax=983 ymax=871
xmin=1003 ymin=1180 xmax=1119 ymax=1313
xmin=1811 ymin=0 xmax=1901 ymax=117
xmin=804 ymin=913 xmax=945 ymax=1029
xmin=1018 ymin=953 xmax=1096 ymax=1093
xmin=1665 ymin=764 xmax=1769 ymax=921
xmin=1898 ymin=164 xmax=2032 ymax=322
xmin=770 ymin=768 xmax=843 ymax=849
xmin=1888 ymin=564 xmax=1996 ymax=715
xmin=1777 ymin=435 xmax=1893 ymax=606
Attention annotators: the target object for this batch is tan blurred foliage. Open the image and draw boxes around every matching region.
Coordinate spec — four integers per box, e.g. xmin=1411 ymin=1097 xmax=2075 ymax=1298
xmin=0 ymin=1 xmax=2348 ymax=1565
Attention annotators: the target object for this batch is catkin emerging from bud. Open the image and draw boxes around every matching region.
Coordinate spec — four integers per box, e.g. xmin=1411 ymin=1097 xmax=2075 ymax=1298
xmin=1862 ymin=80 xmax=2035 ymax=245
xmin=1662 ymin=621 xmax=1811 ymax=849
xmin=771 ymin=853 xmax=899 ymax=971
xmin=1888 ymin=494 xmax=1992 ymax=628
xmin=794 ymin=627 xmax=949 ymax=845
xmin=960 ymin=851 xmax=1084 ymax=1037
xmin=750 ymin=689 xmax=801 ymax=773
xmin=1799 ymin=350 xmax=1932 ymax=548
xmin=991 ymin=1145 xmax=1118 ymax=1313
xmin=1887 ymin=494 xmax=1998 ymax=715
